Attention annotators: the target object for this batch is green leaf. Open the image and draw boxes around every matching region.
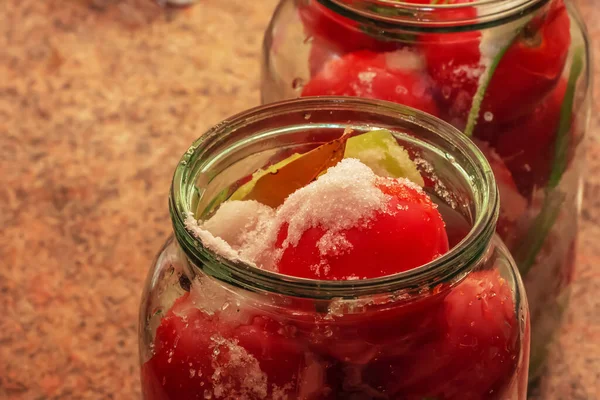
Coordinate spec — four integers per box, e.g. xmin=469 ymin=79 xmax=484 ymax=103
xmin=366 ymin=5 xmax=412 ymax=18
xmin=547 ymin=46 xmax=585 ymax=188
xmin=464 ymin=30 xmax=521 ymax=137
xmin=344 ymin=129 xmax=424 ymax=186
xmin=512 ymin=48 xmax=585 ymax=275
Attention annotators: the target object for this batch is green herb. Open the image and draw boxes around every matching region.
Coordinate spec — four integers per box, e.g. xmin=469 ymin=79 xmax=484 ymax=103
xmin=366 ymin=5 xmax=412 ymax=18
xmin=464 ymin=30 xmax=521 ymax=137
xmin=344 ymin=129 xmax=424 ymax=186
xmin=547 ymin=47 xmax=585 ymax=188
xmin=513 ymin=47 xmax=585 ymax=275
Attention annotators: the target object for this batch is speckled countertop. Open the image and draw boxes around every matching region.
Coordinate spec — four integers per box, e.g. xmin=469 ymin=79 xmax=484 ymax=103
xmin=0 ymin=0 xmax=597 ymax=398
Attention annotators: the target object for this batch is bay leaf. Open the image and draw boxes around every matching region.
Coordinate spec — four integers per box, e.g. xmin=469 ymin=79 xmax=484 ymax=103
xmin=242 ymin=128 xmax=352 ymax=208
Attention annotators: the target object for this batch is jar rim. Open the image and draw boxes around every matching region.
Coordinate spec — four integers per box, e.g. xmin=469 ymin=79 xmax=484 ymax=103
xmin=170 ymin=97 xmax=499 ymax=299
xmin=324 ymin=0 xmax=549 ymax=31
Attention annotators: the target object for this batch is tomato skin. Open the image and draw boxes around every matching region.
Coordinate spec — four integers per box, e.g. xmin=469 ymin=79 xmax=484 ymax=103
xmin=142 ymin=294 xmax=304 ymax=400
xmin=276 ymin=177 xmax=448 ymax=281
xmin=362 ymin=270 xmax=520 ymax=400
xmin=302 ymin=50 xmax=440 ymax=117
xmin=477 ymin=78 xmax=568 ymax=199
xmin=437 ymin=270 xmax=521 ymax=398
xmin=423 ymin=1 xmax=570 ymax=129
xmin=474 ymin=140 xmax=528 ymax=243
xmin=420 ymin=3 xmax=481 ymax=129
xmin=422 ymin=33 xmax=482 ymax=129
xmin=478 ymin=2 xmax=571 ymax=127
xmin=298 ymin=1 xmax=396 ymax=55
xmin=307 ymin=37 xmax=342 ymax=77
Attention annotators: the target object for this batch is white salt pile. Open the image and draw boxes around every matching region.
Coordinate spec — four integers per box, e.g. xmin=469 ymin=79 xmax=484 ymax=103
xmin=185 ymin=158 xmax=423 ymax=273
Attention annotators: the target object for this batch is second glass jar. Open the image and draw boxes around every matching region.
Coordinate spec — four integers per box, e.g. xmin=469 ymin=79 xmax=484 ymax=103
xmin=261 ymin=0 xmax=591 ymax=379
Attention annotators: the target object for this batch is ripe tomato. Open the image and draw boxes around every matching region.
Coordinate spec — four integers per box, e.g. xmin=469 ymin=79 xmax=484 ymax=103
xmin=307 ymin=37 xmax=342 ymax=77
xmin=474 ymin=140 xmax=528 ymax=243
xmin=478 ymin=2 xmax=570 ymax=127
xmin=298 ymin=1 xmax=396 ymax=55
xmin=420 ymin=2 xmax=481 ymax=129
xmin=142 ymin=294 xmax=304 ymax=400
xmin=478 ymin=79 xmax=569 ymax=199
xmin=362 ymin=270 xmax=521 ymax=400
xmin=423 ymin=1 xmax=570 ymax=129
xmin=436 ymin=270 xmax=521 ymax=399
xmin=301 ymin=50 xmax=440 ymax=117
xmin=276 ymin=177 xmax=449 ymax=280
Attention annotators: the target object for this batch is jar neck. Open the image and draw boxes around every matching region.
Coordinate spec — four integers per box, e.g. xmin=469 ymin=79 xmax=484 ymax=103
xmin=170 ymin=97 xmax=498 ymax=300
xmin=319 ymin=0 xmax=551 ymax=31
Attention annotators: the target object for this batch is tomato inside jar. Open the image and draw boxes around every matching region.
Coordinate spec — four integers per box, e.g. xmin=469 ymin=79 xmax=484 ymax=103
xmin=261 ymin=0 xmax=590 ymax=382
xmin=139 ymin=101 xmax=530 ymax=400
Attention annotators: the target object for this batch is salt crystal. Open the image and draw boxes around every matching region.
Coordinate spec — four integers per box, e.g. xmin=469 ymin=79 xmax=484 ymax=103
xmin=413 ymin=157 xmax=456 ymax=209
xmin=309 ymin=260 xmax=331 ymax=278
xmin=453 ymin=65 xmax=483 ymax=80
xmin=185 ymin=200 xmax=274 ymax=268
xmin=354 ymin=70 xmax=376 ymax=95
xmin=274 ymin=159 xmax=388 ymax=250
xmin=208 ymin=334 xmax=269 ymax=399
xmin=185 ymin=213 xmax=248 ymax=264
xmin=358 ymin=71 xmax=376 ymax=85
xmin=203 ymin=200 xmax=275 ymax=250
xmin=317 ymin=231 xmax=353 ymax=257
xmin=385 ymin=48 xmax=424 ymax=71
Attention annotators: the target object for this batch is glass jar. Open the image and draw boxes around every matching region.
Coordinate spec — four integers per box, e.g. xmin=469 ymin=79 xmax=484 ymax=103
xmin=260 ymin=0 xmax=591 ymax=379
xmin=139 ymin=97 xmax=530 ymax=400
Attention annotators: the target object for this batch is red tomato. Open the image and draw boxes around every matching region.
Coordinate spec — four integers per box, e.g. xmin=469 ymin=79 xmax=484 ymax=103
xmin=301 ymin=50 xmax=440 ymax=116
xmin=474 ymin=140 xmax=528 ymax=243
xmin=142 ymin=294 xmax=304 ymax=400
xmin=423 ymin=2 xmax=570 ymax=129
xmin=307 ymin=37 xmax=342 ymax=77
xmin=319 ymin=292 xmax=448 ymax=363
xmin=276 ymin=177 xmax=449 ymax=280
xmin=420 ymin=2 xmax=481 ymax=129
xmin=478 ymin=79 xmax=568 ymax=199
xmin=437 ymin=270 xmax=521 ymax=398
xmin=298 ymin=1 xmax=396 ymax=55
xmin=362 ymin=270 xmax=521 ymax=400
xmin=478 ymin=2 xmax=570 ymax=126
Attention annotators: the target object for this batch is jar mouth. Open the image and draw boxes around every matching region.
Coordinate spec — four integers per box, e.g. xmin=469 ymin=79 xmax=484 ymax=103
xmin=170 ymin=97 xmax=498 ymax=299
xmin=326 ymin=0 xmax=549 ymax=31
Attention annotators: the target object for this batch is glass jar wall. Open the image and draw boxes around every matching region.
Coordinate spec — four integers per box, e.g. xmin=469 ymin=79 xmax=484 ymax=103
xmin=139 ymin=98 xmax=530 ymax=400
xmin=261 ymin=0 xmax=591 ymax=379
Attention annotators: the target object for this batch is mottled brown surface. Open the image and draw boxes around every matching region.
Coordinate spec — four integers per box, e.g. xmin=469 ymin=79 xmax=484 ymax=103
xmin=0 ymin=0 xmax=597 ymax=399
